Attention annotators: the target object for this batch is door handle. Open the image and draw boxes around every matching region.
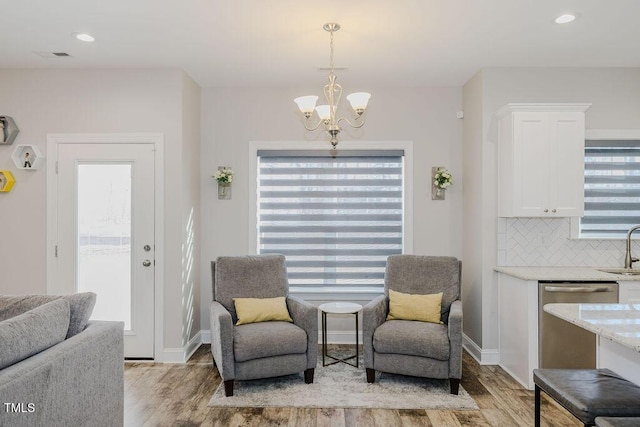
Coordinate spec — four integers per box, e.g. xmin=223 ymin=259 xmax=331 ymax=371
xmin=544 ymin=286 xmax=614 ymax=293
xmin=142 ymin=260 xmax=152 ymax=267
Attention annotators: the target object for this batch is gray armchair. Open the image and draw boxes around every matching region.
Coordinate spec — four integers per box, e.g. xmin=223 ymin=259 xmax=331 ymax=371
xmin=362 ymin=255 xmax=463 ymax=394
xmin=209 ymin=254 xmax=317 ymax=396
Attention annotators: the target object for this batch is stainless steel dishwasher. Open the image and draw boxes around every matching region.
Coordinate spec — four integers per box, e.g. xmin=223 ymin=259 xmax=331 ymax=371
xmin=539 ymin=281 xmax=618 ymax=369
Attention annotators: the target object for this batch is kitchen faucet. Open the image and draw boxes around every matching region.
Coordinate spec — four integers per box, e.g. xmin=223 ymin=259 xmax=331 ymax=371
xmin=624 ymin=225 xmax=640 ymax=269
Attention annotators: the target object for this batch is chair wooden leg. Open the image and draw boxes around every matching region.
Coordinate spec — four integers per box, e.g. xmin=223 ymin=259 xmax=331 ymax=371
xmin=224 ymin=380 xmax=234 ymax=397
xmin=366 ymin=368 xmax=375 ymax=383
xmin=304 ymin=368 xmax=314 ymax=384
xmin=449 ymin=378 xmax=460 ymax=395
xmin=534 ymin=385 xmax=541 ymax=427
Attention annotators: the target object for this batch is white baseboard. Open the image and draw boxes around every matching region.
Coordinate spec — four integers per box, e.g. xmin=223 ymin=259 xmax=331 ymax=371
xmin=161 ymin=331 xmax=203 ymax=363
xmin=463 ymin=333 xmax=500 ymax=365
xmin=499 ymin=363 xmax=533 ymax=390
xmin=201 ymin=329 xmax=211 ymax=344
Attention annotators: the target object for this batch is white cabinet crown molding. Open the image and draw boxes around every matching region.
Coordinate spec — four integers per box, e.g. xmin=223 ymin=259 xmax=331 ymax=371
xmin=493 ymin=103 xmax=592 ymax=119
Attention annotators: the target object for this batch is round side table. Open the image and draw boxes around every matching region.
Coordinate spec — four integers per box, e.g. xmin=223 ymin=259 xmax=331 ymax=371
xmin=318 ymin=302 xmax=363 ymax=368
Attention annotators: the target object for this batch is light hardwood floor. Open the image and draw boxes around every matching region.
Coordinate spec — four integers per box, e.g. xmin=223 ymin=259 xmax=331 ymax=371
xmin=124 ymin=345 xmax=580 ymax=426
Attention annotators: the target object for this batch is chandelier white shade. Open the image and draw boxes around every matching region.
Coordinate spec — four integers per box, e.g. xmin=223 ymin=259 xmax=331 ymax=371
xmin=294 ymin=23 xmax=371 ymax=149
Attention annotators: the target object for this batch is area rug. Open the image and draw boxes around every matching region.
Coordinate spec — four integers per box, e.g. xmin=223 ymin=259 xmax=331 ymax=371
xmin=208 ymin=355 xmax=478 ymax=410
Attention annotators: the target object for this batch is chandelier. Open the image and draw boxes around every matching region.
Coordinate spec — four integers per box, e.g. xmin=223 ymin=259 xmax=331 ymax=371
xmin=294 ymin=23 xmax=371 ymax=149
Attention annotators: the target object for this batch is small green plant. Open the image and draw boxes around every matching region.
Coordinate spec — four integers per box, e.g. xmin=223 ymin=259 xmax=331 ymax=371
xmin=434 ymin=169 xmax=453 ymax=189
xmin=213 ymin=168 xmax=234 ymax=184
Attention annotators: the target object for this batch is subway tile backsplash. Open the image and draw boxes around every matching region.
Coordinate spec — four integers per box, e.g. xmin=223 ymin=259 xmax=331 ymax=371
xmin=497 ymin=217 xmax=640 ymax=267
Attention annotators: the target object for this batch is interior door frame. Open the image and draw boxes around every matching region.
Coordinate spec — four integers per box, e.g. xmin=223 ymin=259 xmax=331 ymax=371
xmin=46 ymin=133 xmax=165 ymax=360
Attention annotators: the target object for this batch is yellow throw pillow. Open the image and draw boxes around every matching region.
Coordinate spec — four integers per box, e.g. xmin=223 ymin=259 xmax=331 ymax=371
xmin=387 ymin=289 xmax=443 ymax=324
xmin=233 ymin=296 xmax=293 ymax=325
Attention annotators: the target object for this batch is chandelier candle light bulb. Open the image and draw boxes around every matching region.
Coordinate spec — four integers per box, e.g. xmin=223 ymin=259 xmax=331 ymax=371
xmin=294 ymin=23 xmax=371 ymax=149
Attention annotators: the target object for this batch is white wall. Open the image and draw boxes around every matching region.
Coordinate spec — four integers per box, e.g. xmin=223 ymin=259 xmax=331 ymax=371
xmin=463 ymin=67 xmax=640 ymax=361
xmin=177 ymin=73 xmax=202 ymax=347
xmin=200 ymin=86 xmax=464 ymax=332
xmin=462 ymin=71 xmax=485 ymax=349
xmin=0 ymin=69 xmax=201 ymax=359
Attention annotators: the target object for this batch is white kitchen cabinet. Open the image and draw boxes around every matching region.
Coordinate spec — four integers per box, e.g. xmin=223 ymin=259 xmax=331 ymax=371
xmin=619 ymin=281 xmax=640 ymax=304
xmin=495 ymin=103 xmax=591 ymax=217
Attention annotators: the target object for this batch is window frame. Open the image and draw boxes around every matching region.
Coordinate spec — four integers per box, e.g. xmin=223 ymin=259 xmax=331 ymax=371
xmin=571 ymin=129 xmax=640 ymax=240
xmin=248 ymin=140 xmax=414 ymax=299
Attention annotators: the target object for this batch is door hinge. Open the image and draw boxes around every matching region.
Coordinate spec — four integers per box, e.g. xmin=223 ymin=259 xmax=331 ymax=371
xmin=55 ymin=161 xmax=58 ymax=174
xmin=55 ymin=245 xmax=58 ymax=257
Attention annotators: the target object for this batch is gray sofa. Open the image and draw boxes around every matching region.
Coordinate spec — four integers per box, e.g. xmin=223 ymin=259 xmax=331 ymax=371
xmin=0 ymin=294 xmax=124 ymax=427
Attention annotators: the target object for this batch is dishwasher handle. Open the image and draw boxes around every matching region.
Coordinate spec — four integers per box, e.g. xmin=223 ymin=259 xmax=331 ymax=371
xmin=543 ymin=285 xmax=616 ymax=293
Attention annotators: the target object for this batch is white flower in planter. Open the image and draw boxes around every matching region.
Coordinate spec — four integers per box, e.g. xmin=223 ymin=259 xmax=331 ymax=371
xmin=213 ymin=168 xmax=234 ymax=184
xmin=434 ymin=169 xmax=453 ymax=189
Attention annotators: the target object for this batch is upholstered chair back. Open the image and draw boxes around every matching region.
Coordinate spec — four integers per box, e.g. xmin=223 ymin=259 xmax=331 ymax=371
xmin=213 ymin=254 xmax=289 ymax=323
xmin=384 ymin=255 xmax=461 ymax=323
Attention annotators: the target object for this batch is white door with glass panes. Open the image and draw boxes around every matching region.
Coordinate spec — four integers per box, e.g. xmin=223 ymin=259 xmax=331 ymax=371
xmin=51 ymin=142 xmax=155 ymax=358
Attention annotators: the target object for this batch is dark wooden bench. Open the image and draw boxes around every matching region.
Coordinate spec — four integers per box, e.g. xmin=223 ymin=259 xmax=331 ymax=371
xmin=534 ymin=369 xmax=640 ymax=427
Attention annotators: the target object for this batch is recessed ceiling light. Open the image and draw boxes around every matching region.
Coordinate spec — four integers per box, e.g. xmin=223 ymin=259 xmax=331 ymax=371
xmin=74 ymin=33 xmax=95 ymax=42
xmin=555 ymin=14 xmax=576 ymax=24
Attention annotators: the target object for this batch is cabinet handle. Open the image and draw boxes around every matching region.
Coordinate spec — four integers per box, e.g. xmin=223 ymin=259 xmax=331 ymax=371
xmin=552 ymin=209 xmax=557 ymax=213
xmin=544 ymin=286 xmax=615 ymax=293
xmin=544 ymin=209 xmax=549 ymax=213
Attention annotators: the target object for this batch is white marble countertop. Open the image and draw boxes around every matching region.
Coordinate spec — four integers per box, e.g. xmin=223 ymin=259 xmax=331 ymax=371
xmin=544 ymin=303 xmax=640 ymax=353
xmin=495 ymin=266 xmax=640 ymax=281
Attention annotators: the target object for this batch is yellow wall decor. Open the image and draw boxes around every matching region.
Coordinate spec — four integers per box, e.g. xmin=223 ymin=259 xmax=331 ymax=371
xmin=0 ymin=170 xmax=16 ymax=192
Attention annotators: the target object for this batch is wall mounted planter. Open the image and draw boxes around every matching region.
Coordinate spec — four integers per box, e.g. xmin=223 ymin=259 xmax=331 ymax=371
xmin=432 ymin=166 xmax=446 ymax=200
xmin=218 ymin=183 xmax=231 ymax=200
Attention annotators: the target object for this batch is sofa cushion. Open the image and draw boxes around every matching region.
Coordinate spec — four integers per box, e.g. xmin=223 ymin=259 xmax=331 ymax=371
xmin=0 ymin=292 xmax=96 ymax=338
xmin=233 ymin=296 xmax=293 ymax=325
xmin=233 ymin=321 xmax=307 ymax=362
xmin=0 ymin=299 xmax=70 ymax=369
xmin=373 ymin=319 xmax=450 ymax=360
xmin=387 ymin=289 xmax=443 ymax=324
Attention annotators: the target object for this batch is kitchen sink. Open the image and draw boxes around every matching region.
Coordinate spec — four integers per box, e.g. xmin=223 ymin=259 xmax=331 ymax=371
xmin=598 ymin=268 xmax=640 ymax=276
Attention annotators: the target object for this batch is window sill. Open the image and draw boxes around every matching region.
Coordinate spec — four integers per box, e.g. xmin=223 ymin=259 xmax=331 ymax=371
xmin=289 ymin=286 xmax=383 ymax=302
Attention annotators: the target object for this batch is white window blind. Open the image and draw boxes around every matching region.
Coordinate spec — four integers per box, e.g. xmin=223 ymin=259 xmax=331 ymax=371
xmin=581 ymin=139 xmax=640 ymax=237
xmin=257 ymin=149 xmax=404 ymax=290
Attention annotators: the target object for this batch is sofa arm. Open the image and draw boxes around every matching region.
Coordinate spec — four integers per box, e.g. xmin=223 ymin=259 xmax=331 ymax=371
xmin=362 ymin=294 xmax=388 ymax=369
xmin=209 ymin=301 xmax=235 ymax=381
xmin=0 ymin=320 xmax=124 ymax=427
xmin=447 ymin=300 xmax=463 ymax=379
xmin=287 ymin=296 xmax=318 ymax=370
